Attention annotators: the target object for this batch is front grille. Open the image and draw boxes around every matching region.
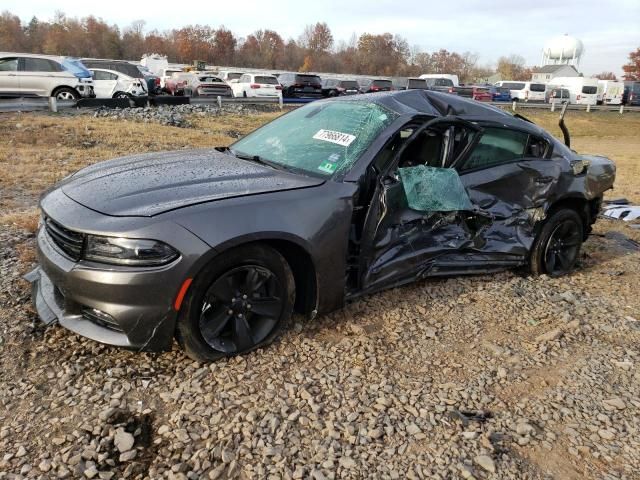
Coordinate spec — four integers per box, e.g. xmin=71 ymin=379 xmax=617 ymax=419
xmin=44 ymin=216 xmax=85 ymax=261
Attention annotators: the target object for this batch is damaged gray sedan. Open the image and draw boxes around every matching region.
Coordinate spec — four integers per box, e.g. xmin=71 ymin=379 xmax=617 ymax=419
xmin=26 ymin=90 xmax=615 ymax=361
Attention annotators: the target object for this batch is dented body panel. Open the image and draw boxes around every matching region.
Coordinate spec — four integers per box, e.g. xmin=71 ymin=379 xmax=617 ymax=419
xmin=27 ymin=90 xmax=615 ymax=352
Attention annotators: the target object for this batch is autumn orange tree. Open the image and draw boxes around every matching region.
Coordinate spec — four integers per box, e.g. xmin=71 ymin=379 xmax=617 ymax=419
xmin=594 ymin=72 xmax=617 ymax=80
xmin=622 ymin=48 xmax=639 ymax=81
xmin=0 ymin=9 xmax=497 ymax=78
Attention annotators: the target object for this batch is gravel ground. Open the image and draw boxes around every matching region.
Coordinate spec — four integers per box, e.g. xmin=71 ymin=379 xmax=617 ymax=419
xmin=90 ymin=103 xmax=284 ymax=128
xmin=1 ymin=110 xmax=639 ymax=479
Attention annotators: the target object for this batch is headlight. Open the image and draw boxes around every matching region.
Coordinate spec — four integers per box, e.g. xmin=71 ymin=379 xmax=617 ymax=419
xmin=84 ymin=235 xmax=179 ymax=266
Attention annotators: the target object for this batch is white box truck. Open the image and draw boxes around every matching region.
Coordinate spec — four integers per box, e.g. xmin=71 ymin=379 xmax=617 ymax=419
xmin=597 ymin=80 xmax=624 ymax=105
xmin=548 ymin=77 xmax=598 ymax=105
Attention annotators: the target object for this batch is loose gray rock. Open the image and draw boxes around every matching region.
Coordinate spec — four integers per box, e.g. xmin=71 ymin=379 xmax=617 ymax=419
xmin=474 ymin=455 xmax=496 ymax=473
xmin=114 ymin=429 xmax=135 ymax=453
xmin=119 ymin=450 xmax=137 ymax=462
xmin=536 ymin=328 xmax=563 ymax=342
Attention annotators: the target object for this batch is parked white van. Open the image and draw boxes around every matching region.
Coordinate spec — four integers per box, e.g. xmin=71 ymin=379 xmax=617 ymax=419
xmin=548 ymin=77 xmax=598 ymax=105
xmin=495 ymin=81 xmax=546 ymax=102
xmin=419 ymin=74 xmax=459 ymax=87
xmin=597 ymin=80 xmax=624 ymax=105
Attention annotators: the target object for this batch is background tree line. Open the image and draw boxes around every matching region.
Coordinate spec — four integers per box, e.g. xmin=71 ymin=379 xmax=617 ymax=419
xmin=1 ymin=11 xmax=637 ymax=82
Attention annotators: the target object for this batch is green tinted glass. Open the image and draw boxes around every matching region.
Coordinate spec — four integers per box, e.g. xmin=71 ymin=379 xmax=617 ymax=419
xmin=231 ymin=101 xmax=398 ymax=177
xmin=399 ymin=165 xmax=472 ymax=212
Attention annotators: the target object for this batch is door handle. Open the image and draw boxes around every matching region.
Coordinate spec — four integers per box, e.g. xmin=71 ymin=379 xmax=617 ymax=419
xmin=535 ymin=176 xmax=554 ymax=184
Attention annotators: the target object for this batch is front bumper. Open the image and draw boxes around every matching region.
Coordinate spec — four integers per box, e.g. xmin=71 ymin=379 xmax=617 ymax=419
xmin=23 ymin=199 xmax=208 ymax=351
xmin=76 ymin=84 xmax=95 ymax=98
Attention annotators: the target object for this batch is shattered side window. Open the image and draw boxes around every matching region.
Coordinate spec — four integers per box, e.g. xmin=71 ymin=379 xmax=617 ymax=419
xmin=231 ymin=101 xmax=398 ymax=177
xmin=398 ymin=165 xmax=473 ymax=212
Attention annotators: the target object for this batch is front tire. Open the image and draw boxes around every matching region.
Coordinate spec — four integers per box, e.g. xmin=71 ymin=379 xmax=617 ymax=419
xmin=53 ymin=88 xmax=79 ymax=101
xmin=530 ymin=208 xmax=583 ymax=277
xmin=176 ymin=244 xmax=295 ymax=362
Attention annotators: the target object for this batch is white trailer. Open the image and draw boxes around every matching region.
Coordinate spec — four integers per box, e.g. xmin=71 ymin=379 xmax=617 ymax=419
xmin=596 ymin=80 xmax=624 ymax=105
xmin=548 ymin=77 xmax=598 ymax=105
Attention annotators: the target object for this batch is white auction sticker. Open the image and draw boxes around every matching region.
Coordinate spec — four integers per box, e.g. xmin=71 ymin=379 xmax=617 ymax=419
xmin=313 ymin=129 xmax=356 ymax=147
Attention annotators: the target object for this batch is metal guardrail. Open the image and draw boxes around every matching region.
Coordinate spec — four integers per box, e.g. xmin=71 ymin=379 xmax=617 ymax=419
xmin=489 ymin=101 xmax=640 ymax=113
xmin=0 ymin=95 xmax=284 ymax=113
xmin=0 ymin=97 xmax=77 ymax=112
xmin=1 ymin=96 xmax=639 ymax=113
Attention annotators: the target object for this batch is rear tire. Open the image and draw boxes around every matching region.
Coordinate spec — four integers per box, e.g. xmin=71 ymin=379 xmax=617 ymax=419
xmin=530 ymin=208 xmax=583 ymax=277
xmin=176 ymin=244 xmax=295 ymax=362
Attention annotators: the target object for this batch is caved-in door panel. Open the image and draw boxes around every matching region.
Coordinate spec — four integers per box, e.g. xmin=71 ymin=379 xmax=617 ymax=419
xmin=461 ymin=159 xmax=562 ymax=255
xmin=362 ymin=168 xmax=485 ymax=290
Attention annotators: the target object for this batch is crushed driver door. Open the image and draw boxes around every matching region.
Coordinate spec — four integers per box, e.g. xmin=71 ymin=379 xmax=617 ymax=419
xmin=359 ymin=117 xmax=488 ymax=293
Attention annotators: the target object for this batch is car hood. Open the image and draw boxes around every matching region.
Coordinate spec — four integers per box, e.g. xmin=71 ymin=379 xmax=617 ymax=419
xmin=60 ymin=149 xmax=324 ymax=217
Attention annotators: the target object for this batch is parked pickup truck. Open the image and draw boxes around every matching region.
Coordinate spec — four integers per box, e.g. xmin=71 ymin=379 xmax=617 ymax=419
xmin=423 ymin=77 xmax=457 ymax=94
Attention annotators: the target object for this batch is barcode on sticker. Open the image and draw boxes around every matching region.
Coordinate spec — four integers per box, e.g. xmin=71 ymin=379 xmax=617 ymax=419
xmin=313 ymin=129 xmax=356 ymax=147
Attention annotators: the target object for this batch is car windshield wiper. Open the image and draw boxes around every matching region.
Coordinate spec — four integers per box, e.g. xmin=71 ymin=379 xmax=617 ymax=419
xmin=231 ymin=150 xmax=286 ymax=171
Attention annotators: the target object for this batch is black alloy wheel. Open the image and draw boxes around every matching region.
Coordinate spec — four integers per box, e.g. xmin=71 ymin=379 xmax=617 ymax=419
xmin=543 ymin=219 xmax=582 ymax=276
xmin=530 ymin=208 xmax=584 ymax=277
xmin=199 ymin=265 xmax=283 ymax=353
xmin=176 ymin=244 xmax=295 ymax=362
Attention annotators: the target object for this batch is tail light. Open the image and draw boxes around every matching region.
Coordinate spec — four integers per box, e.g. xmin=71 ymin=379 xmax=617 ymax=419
xmin=448 ymin=87 xmax=454 ymax=93
xmin=275 ymin=85 xmax=283 ymax=90
xmin=250 ymin=84 xmax=260 ymax=89
xmin=371 ymin=86 xmax=379 ymax=91
xmin=154 ymin=78 xmax=160 ymax=86
xmin=337 ymin=87 xmax=345 ymax=92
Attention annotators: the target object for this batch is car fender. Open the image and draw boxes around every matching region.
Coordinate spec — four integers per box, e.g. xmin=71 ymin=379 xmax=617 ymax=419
xmin=171 ymin=182 xmax=357 ymax=314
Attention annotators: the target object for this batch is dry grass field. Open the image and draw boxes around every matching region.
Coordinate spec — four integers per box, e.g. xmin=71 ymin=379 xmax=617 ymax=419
xmin=0 ymin=107 xmax=639 ymax=480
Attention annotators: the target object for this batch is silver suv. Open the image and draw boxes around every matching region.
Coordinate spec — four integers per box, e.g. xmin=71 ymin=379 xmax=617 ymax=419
xmin=0 ymin=53 xmax=95 ymax=100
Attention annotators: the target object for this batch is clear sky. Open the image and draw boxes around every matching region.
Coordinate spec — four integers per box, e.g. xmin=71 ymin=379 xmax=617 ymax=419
xmin=4 ymin=0 xmax=639 ymax=75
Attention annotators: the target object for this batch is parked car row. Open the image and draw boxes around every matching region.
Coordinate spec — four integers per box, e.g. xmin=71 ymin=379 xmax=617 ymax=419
xmin=2 ymin=51 xmax=639 ymax=107
xmin=0 ymin=52 xmax=95 ymax=100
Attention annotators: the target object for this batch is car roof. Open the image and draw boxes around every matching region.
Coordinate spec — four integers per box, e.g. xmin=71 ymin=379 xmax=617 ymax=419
xmin=90 ymin=68 xmax=132 ymax=77
xmin=334 ymin=90 xmax=546 ymax=134
xmin=0 ymin=52 xmax=66 ymax=61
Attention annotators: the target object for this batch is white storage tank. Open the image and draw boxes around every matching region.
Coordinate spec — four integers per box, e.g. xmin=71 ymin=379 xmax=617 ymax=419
xmin=542 ymin=35 xmax=584 ymax=66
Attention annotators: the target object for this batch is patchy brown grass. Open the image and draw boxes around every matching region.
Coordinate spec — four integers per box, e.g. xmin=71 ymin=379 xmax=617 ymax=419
xmin=518 ymin=110 xmax=640 ymax=203
xmin=0 ymin=111 xmax=282 ymax=212
xmin=0 ymin=108 xmax=637 ymax=244
xmin=0 ymin=209 xmax=40 ymax=233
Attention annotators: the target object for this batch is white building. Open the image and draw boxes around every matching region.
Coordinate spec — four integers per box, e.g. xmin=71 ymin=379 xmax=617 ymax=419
xmin=532 ymin=64 xmax=579 ymax=83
